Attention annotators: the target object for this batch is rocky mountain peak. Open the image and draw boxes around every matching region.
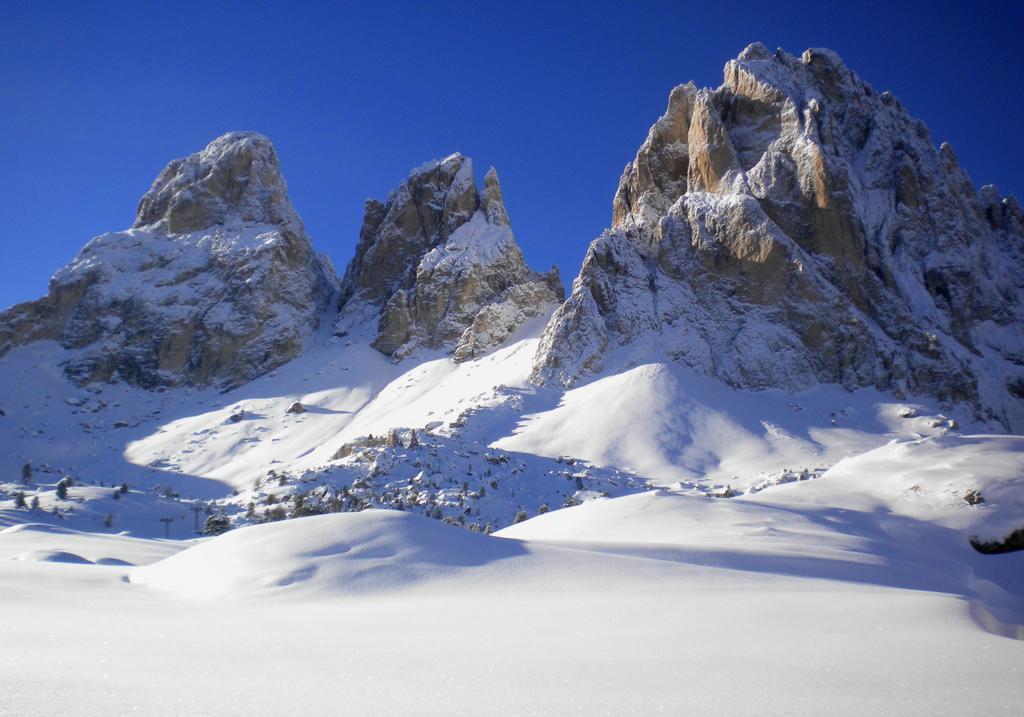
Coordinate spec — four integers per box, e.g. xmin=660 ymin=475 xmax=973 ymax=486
xmin=134 ymin=131 xmax=297 ymax=234
xmin=336 ymin=156 xmax=562 ymax=360
xmin=0 ymin=133 xmax=336 ymax=389
xmin=535 ymin=44 xmax=1024 ymax=430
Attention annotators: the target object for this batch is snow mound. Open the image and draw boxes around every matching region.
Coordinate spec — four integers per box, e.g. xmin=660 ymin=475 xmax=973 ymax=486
xmin=495 ymin=361 xmax=962 ymax=487
xmin=11 ymin=549 xmax=94 ymax=564
xmin=763 ymin=434 xmax=1024 ymax=542
xmin=1 ymin=523 xmax=78 ymax=535
xmin=131 ymin=510 xmax=525 ymax=598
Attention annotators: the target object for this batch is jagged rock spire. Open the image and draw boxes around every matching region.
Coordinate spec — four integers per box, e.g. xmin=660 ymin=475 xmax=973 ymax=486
xmin=482 ymin=167 xmax=510 ymax=226
xmin=336 ymin=155 xmax=562 ymax=360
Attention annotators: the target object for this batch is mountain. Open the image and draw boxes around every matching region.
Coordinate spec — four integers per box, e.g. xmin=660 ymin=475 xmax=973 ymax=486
xmin=2 ymin=44 xmax=1023 ymax=715
xmin=532 ymin=43 xmax=1024 ymax=431
xmin=0 ymin=132 xmax=337 ymax=389
xmin=335 ymin=154 xmax=563 ymax=361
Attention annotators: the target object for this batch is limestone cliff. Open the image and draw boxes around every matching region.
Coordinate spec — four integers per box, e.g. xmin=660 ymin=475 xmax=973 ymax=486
xmin=533 ymin=44 xmax=1024 ymax=430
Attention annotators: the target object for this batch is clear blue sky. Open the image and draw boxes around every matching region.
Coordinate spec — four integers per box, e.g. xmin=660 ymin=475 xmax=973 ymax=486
xmin=2 ymin=0 xmax=1021 ymax=309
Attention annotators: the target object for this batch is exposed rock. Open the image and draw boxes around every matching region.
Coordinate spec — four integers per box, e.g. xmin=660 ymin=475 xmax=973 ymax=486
xmin=286 ymin=401 xmax=307 ymax=415
xmin=0 ymin=132 xmax=337 ymax=389
xmin=337 ymin=155 xmax=563 ymax=359
xmin=534 ymin=44 xmax=1024 ymax=431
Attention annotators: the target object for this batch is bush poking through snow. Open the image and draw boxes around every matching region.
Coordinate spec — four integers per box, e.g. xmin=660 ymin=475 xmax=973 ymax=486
xmin=513 ymin=510 xmax=529 ymax=524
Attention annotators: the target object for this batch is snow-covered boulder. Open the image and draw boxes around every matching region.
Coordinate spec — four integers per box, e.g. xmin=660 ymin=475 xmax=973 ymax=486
xmin=0 ymin=132 xmax=337 ymax=389
xmin=533 ymin=44 xmax=1024 ymax=431
xmin=336 ymin=155 xmax=563 ymax=360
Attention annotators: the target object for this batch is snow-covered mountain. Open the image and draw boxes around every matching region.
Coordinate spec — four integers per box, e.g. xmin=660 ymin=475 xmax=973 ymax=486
xmin=1 ymin=44 xmax=1023 ymax=715
xmin=0 ymin=132 xmax=337 ymax=389
xmin=533 ymin=43 xmax=1024 ymax=432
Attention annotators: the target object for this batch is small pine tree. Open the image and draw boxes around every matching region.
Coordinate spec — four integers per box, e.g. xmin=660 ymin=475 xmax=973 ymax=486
xmin=408 ymin=430 xmax=419 ymax=449
xmin=538 ymin=503 xmax=550 ymax=515
xmin=119 ymin=482 xmax=129 ymax=495
xmin=13 ymin=491 xmax=27 ymax=509
xmin=30 ymin=495 xmax=40 ymax=511
xmin=513 ymin=509 xmax=529 ymax=524
xmin=55 ymin=479 xmax=69 ymax=500
xmin=246 ymin=502 xmax=256 ymax=519
xmin=203 ymin=514 xmax=232 ymax=536
xmin=21 ymin=463 xmax=32 ymax=485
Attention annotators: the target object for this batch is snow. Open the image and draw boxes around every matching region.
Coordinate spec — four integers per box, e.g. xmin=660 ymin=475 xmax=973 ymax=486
xmin=2 ymin=490 xmax=1022 ymax=715
xmin=495 ymin=361 xmax=966 ymax=489
xmin=2 ymin=238 xmax=1022 ymax=715
xmin=418 ymin=211 xmax=516 ymax=273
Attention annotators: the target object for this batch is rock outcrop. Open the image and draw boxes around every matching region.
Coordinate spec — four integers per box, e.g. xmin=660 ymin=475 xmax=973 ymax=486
xmin=336 ymin=154 xmax=563 ymax=360
xmin=0 ymin=132 xmax=337 ymax=389
xmin=533 ymin=44 xmax=1024 ymax=430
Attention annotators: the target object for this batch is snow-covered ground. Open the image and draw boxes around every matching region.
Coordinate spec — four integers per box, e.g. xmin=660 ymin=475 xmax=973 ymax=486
xmin=1 ymin=320 xmax=1022 ymax=715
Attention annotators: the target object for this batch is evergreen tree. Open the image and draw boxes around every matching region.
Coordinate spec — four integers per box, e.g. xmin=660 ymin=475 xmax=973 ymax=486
xmin=203 ymin=514 xmax=232 ymax=535
xmin=104 ymin=513 xmax=114 ymax=528
xmin=13 ymin=491 xmax=27 ymax=509
xmin=55 ymin=479 xmax=69 ymax=500
xmin=119 ymin=482 xmax=129 ymax=495
xmin=513 ymin=509 xmax=529 ymax=524
xmin=30 ymin=495 xmax=40 ymax=511
xmin=21 ymin=463 xmax=32 ymax=485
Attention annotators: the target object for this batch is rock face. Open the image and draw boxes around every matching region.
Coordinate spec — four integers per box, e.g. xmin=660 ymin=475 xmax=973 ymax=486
xmin=337 ymin=154 xmax=563 ymax=360
xmin=0 ymin=132 xmax=337 ymax=389
xmin=533 ymin=44 xmax=1024 ymax=430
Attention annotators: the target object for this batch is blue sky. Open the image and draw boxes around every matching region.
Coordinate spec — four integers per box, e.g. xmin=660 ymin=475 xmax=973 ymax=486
xmin=2 ymin=0 xmax=1021 ymax=309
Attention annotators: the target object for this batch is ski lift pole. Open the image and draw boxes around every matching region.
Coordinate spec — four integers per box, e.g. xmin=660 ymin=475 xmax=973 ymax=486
xmin=190 ymin=505 xmax=203 ymax=532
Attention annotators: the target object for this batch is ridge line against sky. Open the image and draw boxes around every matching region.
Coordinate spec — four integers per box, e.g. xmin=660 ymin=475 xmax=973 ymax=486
xmin=1 ymin=0 xmax=1021 ymax=310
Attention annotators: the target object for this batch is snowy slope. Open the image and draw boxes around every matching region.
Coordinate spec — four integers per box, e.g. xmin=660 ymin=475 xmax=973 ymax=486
xmin=2 ymin=490 xmax=1022 ymax=716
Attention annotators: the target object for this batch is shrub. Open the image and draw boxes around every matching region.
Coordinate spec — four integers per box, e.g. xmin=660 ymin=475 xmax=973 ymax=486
xmin=513 ymin=510 xmax=529 ymax=524
xmin=264 ymin=506 xmax=287 ymax=522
